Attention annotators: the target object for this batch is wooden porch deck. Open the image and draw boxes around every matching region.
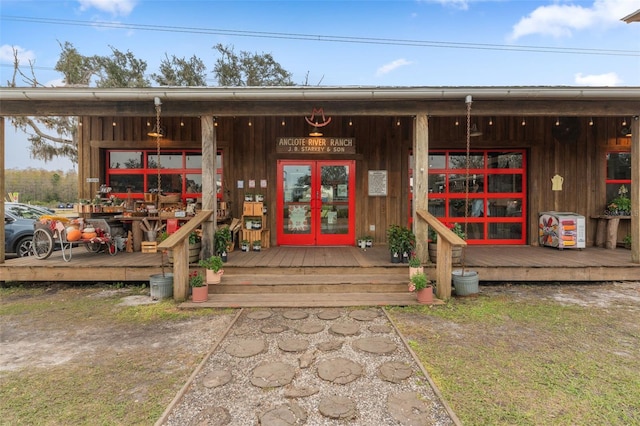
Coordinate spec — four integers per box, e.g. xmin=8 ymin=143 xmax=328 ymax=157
xmin=2 ymin=244 xmax=638 ymax=307
xmin=2 ymin=244 xmax=639 ymax=283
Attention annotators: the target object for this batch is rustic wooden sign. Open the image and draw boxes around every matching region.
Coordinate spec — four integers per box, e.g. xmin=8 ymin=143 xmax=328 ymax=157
xmin=276 ymin=137 xmax=355 ymax=154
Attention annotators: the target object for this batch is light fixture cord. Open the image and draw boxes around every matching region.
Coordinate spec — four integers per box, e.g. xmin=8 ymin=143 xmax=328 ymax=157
xmin=155 ymin=103 xmax=162 ymax=202
xmin=462 ymin=99 xmax=472 ymax=270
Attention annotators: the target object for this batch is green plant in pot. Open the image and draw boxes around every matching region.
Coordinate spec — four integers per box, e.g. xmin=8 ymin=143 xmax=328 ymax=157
xmin=199 ymin=255 xmax=224 ymax=284
xmin=387 ymin=224 xmax=404 ymax=262
xmin=408 ymin=271 xmax=433 ymax=304
xmin=214 ymin=226 xmax=232 ymax=261
xmin=606 ymin=185 xmax=632 ymax=216
xmin=408 ymin=255 xmax=424 ymax=279
xmin=189 ymin=270 xmax=209 ymax=302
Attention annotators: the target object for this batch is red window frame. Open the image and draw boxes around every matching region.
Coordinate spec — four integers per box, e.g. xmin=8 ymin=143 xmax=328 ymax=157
xmin=410 ymin=149 xmax=527 ymax=245
xmin=105 ymin=149 xmax=222 ymax=202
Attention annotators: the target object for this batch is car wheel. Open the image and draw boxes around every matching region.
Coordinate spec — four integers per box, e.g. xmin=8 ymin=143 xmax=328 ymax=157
xmin=16 ymin=236 xmax=34 ymax=257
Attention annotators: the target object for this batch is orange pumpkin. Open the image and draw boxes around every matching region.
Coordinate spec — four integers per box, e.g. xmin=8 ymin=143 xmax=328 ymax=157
xmin=66 ymin=229 xmax=82 ymax=241
xmin=82 ymin=232 xmax=97 ymax=240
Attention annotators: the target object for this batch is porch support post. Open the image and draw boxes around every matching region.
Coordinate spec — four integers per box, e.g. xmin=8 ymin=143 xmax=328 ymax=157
xmin=631 ymin=115 xmax=640 ymax=263
xmin=414 ymin=113 xmax=429 ymax=264
xmin=0 ymin=117 xmax=5 ymax=264
xmin=201 ymin=116 xmax=216 ymax=258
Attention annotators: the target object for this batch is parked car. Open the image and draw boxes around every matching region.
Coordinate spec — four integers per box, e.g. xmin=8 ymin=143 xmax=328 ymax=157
xmin=4 ymin=203 xmax=56 ymax=257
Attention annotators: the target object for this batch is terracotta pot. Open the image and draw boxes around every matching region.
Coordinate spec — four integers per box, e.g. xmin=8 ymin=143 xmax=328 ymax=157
xmin=206 ymin=269 xmax=223 ymax=284
xmin=416 ymin=286 xmax=433 ymax=304
xmin=191 ymin=285 xmax=209 ymax=303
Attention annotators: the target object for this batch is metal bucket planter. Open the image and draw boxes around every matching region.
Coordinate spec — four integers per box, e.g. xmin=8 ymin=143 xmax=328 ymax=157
xmin=150 ymin=273 xmax=174 ymax=300
xmin=452 ymin=269 xmax=479 ymax=296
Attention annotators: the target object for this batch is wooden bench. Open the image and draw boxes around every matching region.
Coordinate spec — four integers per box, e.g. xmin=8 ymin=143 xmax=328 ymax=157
xmin=592 ymin=215 xmax=630 ymax=249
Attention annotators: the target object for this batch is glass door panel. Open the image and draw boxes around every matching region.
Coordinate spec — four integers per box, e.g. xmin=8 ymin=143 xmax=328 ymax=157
xmin=277 ymin=160 xmax=355 ymax=246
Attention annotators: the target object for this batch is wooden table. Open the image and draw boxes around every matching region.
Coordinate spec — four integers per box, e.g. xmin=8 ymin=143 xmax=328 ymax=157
xmin=592 ymin=215 xmax=630 ymax=249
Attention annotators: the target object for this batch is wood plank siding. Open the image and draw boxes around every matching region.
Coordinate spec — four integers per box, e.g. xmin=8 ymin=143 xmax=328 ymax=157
xmin=77 ymin=114 xmax=632 ymax=248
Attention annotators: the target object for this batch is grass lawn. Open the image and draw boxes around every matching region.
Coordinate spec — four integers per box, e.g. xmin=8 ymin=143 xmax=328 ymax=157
xmin=388 ymin=283 xmax=640 ymax=426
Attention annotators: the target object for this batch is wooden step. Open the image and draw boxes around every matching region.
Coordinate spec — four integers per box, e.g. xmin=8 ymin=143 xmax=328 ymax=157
xmin=181 ymin=292 xmax=431 ymax=308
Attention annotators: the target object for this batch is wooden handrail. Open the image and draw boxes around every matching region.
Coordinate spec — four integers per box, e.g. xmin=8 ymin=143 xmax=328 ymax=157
xmin=157 ymin=210 xmax=213 ymax=302
xmin=416 ymin=210 xmax=467 ymax=299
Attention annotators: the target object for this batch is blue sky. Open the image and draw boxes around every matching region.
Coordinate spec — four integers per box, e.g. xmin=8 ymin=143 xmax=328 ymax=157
xmin=1 ymin=0 xmax=639 ymax=171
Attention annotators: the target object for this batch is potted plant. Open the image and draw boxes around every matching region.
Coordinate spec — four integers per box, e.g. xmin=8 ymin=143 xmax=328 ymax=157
xmin=400 ymin=227 xmax=416 ymax=263
xmin=255 ymin=194 xmax=264 ymax=202
xmin=624 ymin=234 xmax=632 ymax=250
xmin=408 ymin=272 xmax=433 ymax=304
xmin=253 ymin=240 xmax=262 ymax=251
xmin=240 ymin=239 xmax=250 ymax=252
xmin=605 ymin=185 xmax=631 ymax=216
xmin=365 ymin=235 xmax=373 ymax=248
xmin=198 ymin=255 xmax=224 ymax=284
xmin=387 ymin=224 xmax=403 ymax=263
xmin=189 ymin=270 xmax=208 ymax=302
xmin=357 ymin=236 xmax=367 ymax=249
xmin=409 ymin=255 xmax=423 ymax=278
xmin=244 ymin=193 xmax=254 ymax=202
xmin=428 ymin=223 xmax=465 ymax=264
xmin=214 ymin=226 xmax=232 ymax=262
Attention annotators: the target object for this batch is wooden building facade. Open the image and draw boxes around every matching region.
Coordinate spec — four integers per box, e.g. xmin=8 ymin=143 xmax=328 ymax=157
xmin=1 ymin=86 xmax=640 ymax=265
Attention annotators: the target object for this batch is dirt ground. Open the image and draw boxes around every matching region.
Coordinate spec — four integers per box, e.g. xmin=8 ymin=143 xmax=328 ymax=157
xmin=3 ymin=281 xmax=639 ymax=374
xmin=2 ymin=281 xmax=639 ymax=424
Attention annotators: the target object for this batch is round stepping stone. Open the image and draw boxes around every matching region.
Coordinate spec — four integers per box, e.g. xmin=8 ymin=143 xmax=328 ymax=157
xmin=251 ymin=362 xmax=296 ymax=388
xmin=329 ymin=322 xmax=360 ymax=336
xmin=192 ymin=406 xmax=230 ymax=426
xmin=318 ymin=395 xmax=357 ymax=420
xmin=349 ymin=309 xmax=379 ymax=321
xmin=283 ymin=385 xmax=319 ymax=398
xmin=378 ymin=361 xmax=413 ymax=383
xmin=352 ymin=336 xmax=397 ymax=354
xmin=225 ymin=338 xmax=266 ymax=358
xmin=369 ymin=324 xmax=393 ymax=333
xmin=282 ymin=310 xmax=309 ymax=320
xmin=317 ymin=310 xmax=341 ymax=320
xmin=247 ymin=310 xmax=272 ymax=320
xmin=317 ymin=340 xmax=343 ymax=352
xmin=202 ymin=368 xmax=232 ymax=388
xmin=261 ymin=324 xmax=289 ymax=334
xmin=232 ymin=326 xmax=253 ymax=336
xmin=278 ymin=338 xmax=309 ymax=352
xmin=258 ymin=402 xmax=307 ymax=425
xmin=387 ymin=391 xmax=431 ymax=424
xmin=317 ymin=357 xmax=363 ymax=384
xmin=295 ymin=323 xmax=324 ymax=334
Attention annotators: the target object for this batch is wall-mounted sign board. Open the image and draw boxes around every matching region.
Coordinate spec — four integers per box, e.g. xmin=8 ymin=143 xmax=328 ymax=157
xmin=276 ymin=137 xmax=355 ymax=154
xmin=368 ymin=170 xmax=387 ymax=196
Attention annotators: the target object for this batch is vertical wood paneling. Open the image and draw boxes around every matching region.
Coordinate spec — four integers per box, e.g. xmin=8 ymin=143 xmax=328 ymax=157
xmin=82 ymin=114 xmax=627 ymax=247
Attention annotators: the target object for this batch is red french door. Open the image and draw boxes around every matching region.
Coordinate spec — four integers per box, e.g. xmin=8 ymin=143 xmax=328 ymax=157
xmin=277 ymin=160 xmax=355 ymax=245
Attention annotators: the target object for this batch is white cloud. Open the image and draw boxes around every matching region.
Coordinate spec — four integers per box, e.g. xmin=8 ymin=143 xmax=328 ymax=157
xmin=0 ymin=45 xmax=36 ymax=64
xmin=376 ymin=59 xmax=412 ymax=76
xmin=78 ymin=0 xmax=137 ymax=16
xmin=509 ymin=0 xmax=640 ymax=40
xmin=574 ymin=72 xmax=623 ymax=86
xmin=421 ymin=0 xmax=469 ymax=11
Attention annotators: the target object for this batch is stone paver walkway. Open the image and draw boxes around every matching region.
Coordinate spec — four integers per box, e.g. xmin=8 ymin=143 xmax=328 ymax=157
xmin=159 ymin=308 xmax=458 ymax=425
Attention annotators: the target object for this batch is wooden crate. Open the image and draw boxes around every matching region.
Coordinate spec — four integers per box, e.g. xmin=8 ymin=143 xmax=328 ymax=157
xmin=243 ymin=202 xmax=263 ymax=216
xmin=141 ymin=242 xmax=158 ymax=253
xmin=261 ymin=229 xmax=270 ymax=248
xmin=242 ymin=230 xmax=262 ymax=245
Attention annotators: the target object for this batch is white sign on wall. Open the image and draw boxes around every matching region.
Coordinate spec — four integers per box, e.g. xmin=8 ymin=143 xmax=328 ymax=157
xmin=368 ymin=170 xmax=387 ymax=196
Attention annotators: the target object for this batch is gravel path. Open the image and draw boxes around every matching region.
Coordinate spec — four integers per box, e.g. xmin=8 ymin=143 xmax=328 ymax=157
xmin=158 ymin=307 xmax=458 ymax=426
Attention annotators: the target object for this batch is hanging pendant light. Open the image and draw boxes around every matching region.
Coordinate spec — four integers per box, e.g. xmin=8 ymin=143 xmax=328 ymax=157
xmin=470 ymin=123 xmax=482 ymax=137
xmin=147 ymin=98 xmax=165 ymax=138
xmin=309 ymin=126 xmax=323 ymax=137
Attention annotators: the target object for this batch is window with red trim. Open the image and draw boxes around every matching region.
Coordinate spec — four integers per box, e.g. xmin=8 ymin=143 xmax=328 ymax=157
xmin=605 ymin=151 xmax=631 ymax=204
xmin=106 ymin=149 xmax=222 ymax=201
xmin=410 ymin=150 xmax=527 ymax=245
